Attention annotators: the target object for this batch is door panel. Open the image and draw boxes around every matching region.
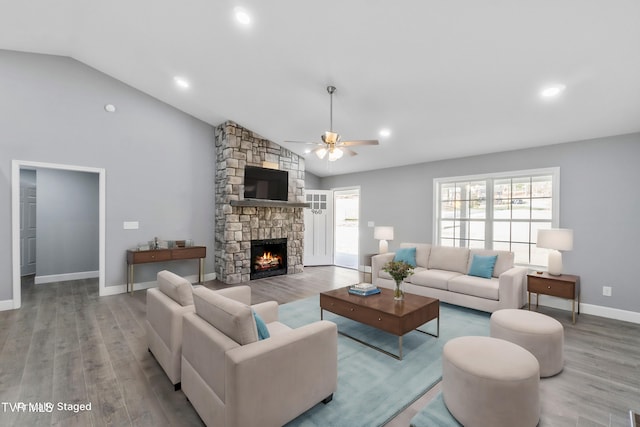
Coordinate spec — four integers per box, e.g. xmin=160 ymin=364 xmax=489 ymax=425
xmin=304 ymin=190 xmax=333 ymax=265
xmin=21 ymin=185 xmax=37 ymax=276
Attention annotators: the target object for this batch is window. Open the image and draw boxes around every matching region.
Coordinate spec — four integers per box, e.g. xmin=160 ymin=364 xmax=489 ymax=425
xmin=434 ymin=168 xmax=559 ymax=266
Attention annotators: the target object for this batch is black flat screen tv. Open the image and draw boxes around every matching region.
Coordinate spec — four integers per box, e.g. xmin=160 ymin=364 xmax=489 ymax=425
xmin=243 ymin=166 xmax=289 ymax=201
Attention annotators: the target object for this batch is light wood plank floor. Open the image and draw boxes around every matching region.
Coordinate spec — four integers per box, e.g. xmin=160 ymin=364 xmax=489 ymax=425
xmin=0 ymin=268 xmax=638 ymax=426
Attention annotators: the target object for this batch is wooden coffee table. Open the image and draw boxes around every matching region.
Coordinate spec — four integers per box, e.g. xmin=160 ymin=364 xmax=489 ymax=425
xmin=320 ymin=287 xmax=439 ymax=360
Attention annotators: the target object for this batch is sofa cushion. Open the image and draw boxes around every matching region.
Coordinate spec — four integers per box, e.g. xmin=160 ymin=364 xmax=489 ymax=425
xmin=409 ymin=269 xmax=462 ymax=290
xmin=448 ymin=275 xmax=499 ymax=300
xmin=394 ymin=247 xmax=417 ymax=267
xmin=468 ymin=255 xmax=498 ymax=279
xmin=157 ymin=270 xmax=194 ymax=306
xmin=193 ymin=288 xmax=258 ymax=345
xmin=428 ymin=246 xmax=470 ymax=274
xmin=400 ymin=243 xmax=431 ymax=268
xmin=468 ymin=249 xmax=514 ymax=277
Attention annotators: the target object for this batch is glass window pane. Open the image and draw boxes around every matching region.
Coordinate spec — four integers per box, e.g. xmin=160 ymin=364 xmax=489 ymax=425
xmin=512 ymin=200 xmax=530 ymax=219
xmin=531 ymin=198 xmax=552 ymax=219
xmin=493 ymin=241 xmax=511 ymax=252
xmin=531 ymin=245 xmax=548 ymax=266
xmin=440 ymin=238 xmax=455 ymax=247
xmin=512 ymin=243 xmax=531 ymax=264
xmin=441 ymin=183 xmax=456 ymax=202
xmin=532 ymin=175 xmax=552 ymax=198
xmin=531 ymin=222 xmax=551 ymax=244
xmin=468 ymin=240 xmax=485 ymax=249
xmin=494 ymin=179 xmax=511 ymax=199
xmin=441 ymin=201 xmax=455 ymax=219
xmin=511 ymin=222 xmax=530 ymax=243
xmin=493 ymin=221 xmax=510 ymax=242
xmin=494 ymin=198 xmax=511 ymax=219
xmin=469 ymin=221 xmax=485 ymax=241
xmin=440 ymin=221 xmax=455 ymax=239
xmin=512 ymin=177 xmax=531 ymax=199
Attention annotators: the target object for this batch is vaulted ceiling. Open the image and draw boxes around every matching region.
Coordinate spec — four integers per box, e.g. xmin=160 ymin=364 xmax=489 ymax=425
xmin=2 ymin=1 xmax=639 ymax=176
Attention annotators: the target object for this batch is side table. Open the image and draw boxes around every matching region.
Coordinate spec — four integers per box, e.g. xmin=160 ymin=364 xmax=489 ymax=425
xmin=527 ymin=272 xmax=580 ymax=324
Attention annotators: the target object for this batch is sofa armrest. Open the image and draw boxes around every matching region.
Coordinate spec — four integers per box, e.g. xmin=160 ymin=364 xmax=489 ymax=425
xmin=215 ymin=285 xmax=252 ymax=305
xmin=498 ymin=267 xmax=528 ymax=309
xmin=251 ymin=301 xmax=279 ymax=324
xmin=372 ymin=253 xmax=395 ymax=284
xmin=225 ymin=320 xmax=338 ymax=427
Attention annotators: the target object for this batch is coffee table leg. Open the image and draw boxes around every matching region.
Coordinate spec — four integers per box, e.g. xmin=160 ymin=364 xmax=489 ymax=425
xmin=398 ymin=336 xmax=403 ymax=360
xmin=416 ymin=315 xmax=439 ymax=338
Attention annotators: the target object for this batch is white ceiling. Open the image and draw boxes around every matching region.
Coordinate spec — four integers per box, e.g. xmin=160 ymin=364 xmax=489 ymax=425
xmin=2 ymin=0 xmax=639 ymax=177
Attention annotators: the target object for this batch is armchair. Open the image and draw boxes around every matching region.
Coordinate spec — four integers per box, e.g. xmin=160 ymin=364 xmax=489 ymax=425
xmin=181 ymin=287 xmax=337 ymax=427
xmin=146 ymin=270 xmax=254 ymax=390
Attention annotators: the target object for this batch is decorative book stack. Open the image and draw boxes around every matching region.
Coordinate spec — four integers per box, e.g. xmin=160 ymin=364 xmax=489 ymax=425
xmin=348 ymin=283 xmax=381 ymax=296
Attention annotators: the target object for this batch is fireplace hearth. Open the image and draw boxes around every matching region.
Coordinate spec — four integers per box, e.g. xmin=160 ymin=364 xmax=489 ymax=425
xmin=250 ymin=238 xmax=287 ymax=280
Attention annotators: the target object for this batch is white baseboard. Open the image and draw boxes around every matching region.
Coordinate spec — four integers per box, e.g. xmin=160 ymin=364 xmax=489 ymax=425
xmin=35 ymin=270 xmax=99 ymax=285
xmin=0 ymin=300 xmax=16 ymax=311
xmin=100 ymin=272 xmax=217 ymax=297
xmin=535 ymin=295 xmax=640 ymax=324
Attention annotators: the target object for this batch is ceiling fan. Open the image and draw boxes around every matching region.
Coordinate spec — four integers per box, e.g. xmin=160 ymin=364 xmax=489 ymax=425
xmin=285 ymin=85 xmax=379 ymax=161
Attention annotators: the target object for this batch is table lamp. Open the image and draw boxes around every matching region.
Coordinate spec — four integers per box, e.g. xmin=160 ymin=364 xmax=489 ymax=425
xmin=374 ymin=226 xmax=394 ymax=254
xmin=537 ymin=228 xmax=573 ymax=276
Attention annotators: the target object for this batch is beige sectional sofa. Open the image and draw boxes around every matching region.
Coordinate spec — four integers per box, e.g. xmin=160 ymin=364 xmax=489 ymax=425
xmin=372 ymin=243 xmax=528 ymax=313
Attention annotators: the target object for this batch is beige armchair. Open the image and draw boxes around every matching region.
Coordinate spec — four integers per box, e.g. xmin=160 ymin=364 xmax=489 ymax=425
xmin=182 ymin=287 xmax=338 ymax=427
xmin=146 ymin=270 xmax=253 ymax=390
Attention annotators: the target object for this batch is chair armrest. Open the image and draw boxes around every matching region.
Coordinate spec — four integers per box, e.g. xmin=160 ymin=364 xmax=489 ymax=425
xmin=498 ymin=267 xmax=528 ymax=309
xmin=215 ymin=285 xmax=252 ymax=305
xmin=372 ymin=253 xmax=395 ymax=284
xmin=147 ymin=288 xmax=195 ymax=349
xmin=225 ymin=320 xmax=338 ymax=427
xmin=251 ymin=301 xmax=279 ymax=323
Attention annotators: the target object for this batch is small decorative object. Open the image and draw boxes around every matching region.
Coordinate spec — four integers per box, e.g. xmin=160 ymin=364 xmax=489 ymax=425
xmin=382 ymin=260 xmax=414 ymax=301
xmin=374 ymin=226 xmax=394 ymax=254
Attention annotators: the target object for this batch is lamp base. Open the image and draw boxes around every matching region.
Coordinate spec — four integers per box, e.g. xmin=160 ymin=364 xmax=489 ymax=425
xmin=378 ymin=240 xmax=389 ymax=254
xmin=547 ymin=250 xmax=563 ymax=276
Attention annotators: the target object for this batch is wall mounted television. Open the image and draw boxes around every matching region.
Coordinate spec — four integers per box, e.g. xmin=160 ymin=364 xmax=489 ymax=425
xmin=243 ymin=166 xmax=289 ymax=201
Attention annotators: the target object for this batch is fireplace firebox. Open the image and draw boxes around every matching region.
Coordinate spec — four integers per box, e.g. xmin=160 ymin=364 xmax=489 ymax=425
xmin=250 ymin=238 xmax=287 ymax=280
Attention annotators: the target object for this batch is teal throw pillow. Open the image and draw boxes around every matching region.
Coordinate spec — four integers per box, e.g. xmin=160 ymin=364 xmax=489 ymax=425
xmin=252 ymin=310 xmax=270 ymax=340
xmin=394 ymin=247 xmax=417 ymax=267
xmin=468 ymin=255 xmax=498 ymax=279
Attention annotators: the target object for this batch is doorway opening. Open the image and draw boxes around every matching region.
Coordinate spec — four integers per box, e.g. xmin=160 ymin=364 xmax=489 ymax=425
xmin=11 ymin=160 xmax=106 ymax=310
xmin=333 ymin=188 xmax=360 ymax=270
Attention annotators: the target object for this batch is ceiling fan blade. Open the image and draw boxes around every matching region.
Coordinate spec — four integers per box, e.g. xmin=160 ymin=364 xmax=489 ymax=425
xmin=341 ymin=148 xmax=358 ymax=156
xmin=339 ymin=139 xmax=379 ymax=147
xmin=283 ymin=140 xmax=322 ymax=146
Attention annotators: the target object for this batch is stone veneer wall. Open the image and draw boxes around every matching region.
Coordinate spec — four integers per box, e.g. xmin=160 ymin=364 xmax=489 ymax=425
xmin=214 ymin=121 xmax=306 ymax=284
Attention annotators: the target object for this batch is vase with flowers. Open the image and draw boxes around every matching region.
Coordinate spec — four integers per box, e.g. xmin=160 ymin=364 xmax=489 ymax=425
xmin=382 ymin=260 xmax=414 ymax=301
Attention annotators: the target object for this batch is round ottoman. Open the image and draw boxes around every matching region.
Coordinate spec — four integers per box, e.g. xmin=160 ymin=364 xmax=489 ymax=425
xmin=442 ymin=336 xmax=540 ymax=427
xmin=490 ymin=309 xmax=564 ymax=377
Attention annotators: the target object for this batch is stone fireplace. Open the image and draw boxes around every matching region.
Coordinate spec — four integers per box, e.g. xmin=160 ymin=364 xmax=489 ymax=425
xmin=214 ymin=121 xmax=308 ymax=284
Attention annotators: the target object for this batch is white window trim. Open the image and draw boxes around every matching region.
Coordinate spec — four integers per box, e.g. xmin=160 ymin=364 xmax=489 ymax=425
xmin=433 ymin=167 xmax=560 ymax=266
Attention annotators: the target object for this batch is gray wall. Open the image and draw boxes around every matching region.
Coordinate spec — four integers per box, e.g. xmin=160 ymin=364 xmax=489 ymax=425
xmin=304 ymin=170 xmax=321 ymax=190
xmin=320 ymin=133 xmax=640 ymax=313
xmin=0 ymin=50 xmax=216 ymax=300
xmin=36 ymin=168 xmax=99 ymax=277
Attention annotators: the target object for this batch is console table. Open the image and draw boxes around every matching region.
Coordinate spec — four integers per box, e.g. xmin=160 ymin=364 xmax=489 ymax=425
xmin=126 ymin=246 xmax=206 ymax=294
xmin=527 ymin=272 xmax=580 ymax=324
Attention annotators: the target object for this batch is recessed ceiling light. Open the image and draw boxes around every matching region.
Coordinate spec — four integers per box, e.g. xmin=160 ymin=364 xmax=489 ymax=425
xmin=234 ymin=7 xmax=252 ymax=25
xmin=104 ymin=104 xmax=116 ymax=113
xmin=379 ymin=128 xmax=391 ymax=137
xmin=304 ymin=149 xmax=312 ymax=154
xmin=540 ymin=84 xmax=566 ymax=98
xmin=173 ymin=76 xmax=190 ymax=89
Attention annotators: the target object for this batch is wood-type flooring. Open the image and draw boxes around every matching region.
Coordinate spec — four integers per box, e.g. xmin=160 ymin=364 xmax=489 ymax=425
xmin=0 ymin=267 xmax=637 ymax=426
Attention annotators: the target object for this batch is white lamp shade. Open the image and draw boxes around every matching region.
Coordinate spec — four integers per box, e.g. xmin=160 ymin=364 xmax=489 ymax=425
xmin=537 ymin=228 xmax=573 ymax=251
xmin=374 ymin=226 xmax=394 ymax=241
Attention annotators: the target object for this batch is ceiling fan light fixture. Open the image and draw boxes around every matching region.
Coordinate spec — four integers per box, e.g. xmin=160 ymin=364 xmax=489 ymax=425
xmin=315 ymin=148 xmax=328 ymax=159
xmin=323 ymin=131 xmax=339 ymax=144
xmin=328 ymin=148 xmax=343 ymax=162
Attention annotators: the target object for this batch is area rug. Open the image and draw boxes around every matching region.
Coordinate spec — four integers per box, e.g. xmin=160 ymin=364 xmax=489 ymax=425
xmin=410 ymin=392 xmax=462 ymax=427
xmin=279 ymin=295 xmax=489 ymax=427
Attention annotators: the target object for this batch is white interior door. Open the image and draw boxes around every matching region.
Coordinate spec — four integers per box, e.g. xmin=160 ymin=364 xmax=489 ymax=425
xmin=304 ymin=190 xmax=333 ymax=266
xmin=333 ymin=188 xmax=360 ymax=269
xmin=20 ymin=184 xmax=37 ymax=276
